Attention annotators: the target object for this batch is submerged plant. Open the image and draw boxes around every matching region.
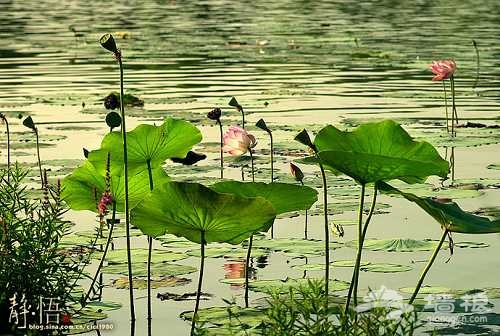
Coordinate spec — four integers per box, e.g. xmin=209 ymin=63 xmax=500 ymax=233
xmin=429 ymin=59 xmax=458 ymax=135
xmin=207 ymin=107 xmax=224 ymax=178
xmin=130 ymin=181 xmax=277 ymax=335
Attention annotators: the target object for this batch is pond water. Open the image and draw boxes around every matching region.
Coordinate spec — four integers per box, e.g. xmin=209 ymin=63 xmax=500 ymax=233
xmin=1 ymin=0 xmax=500 ymax=335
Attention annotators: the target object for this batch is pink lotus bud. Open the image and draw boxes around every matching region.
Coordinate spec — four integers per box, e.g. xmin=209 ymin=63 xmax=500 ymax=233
xmin=429 ymin=60 xmax=456 ymax=81
xmin=222 ymin=125 xmax=257 ymax=156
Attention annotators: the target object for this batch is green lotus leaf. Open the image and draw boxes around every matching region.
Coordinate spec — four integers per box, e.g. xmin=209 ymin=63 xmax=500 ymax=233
xmin=102 ymin=262 xmax=196 ymax=277
xmin=131 ymin=182 xmax=277 ymax=244
xmin=360 ymin=263 xmax=413 ymax=273
xmin=92 ymin=249 xmax=187 ymax=264
xmin=220 ymin=278 xmax=350 ymax=294
xmin=209 ymin=181 xmax=318 ymax=214
xmin=315 ymin=120 xmax=449 ymax=184
xmin=377 ymin=181 xmax=500 ymax=233
xmin=109 ymin=276 xmax=190 ymax=290
xmin=345 ymin=238 xmax=442 ymax=252
xmin=88 ymin=118 xmax=202 ymax=173
xmin=248 ymin=238 xmax=343 ymax=256
xmin=61 ymin=161 xmax=170 ymax=213
xmin=180 ymin=306 xmax=266 ymax=328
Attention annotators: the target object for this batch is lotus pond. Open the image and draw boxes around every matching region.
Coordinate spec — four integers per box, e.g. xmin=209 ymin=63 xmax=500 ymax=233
xmin=1 ymin=1 xmax=500 ymax=335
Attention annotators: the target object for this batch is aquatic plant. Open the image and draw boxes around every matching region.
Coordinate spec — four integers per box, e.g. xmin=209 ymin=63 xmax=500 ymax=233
xmin=99 ymin=32 xmax=137 ymax=322
xmin=207 ymin=107 xmax=224 ymax=178
xmin=0 ymin=114 xmax=10 ymax=181
xmin=0 ymin=165 xmax=89 ymax=334
xmin=22 ymin=116 xmax=43 ymax=186
xmin=429 ymin=59 xmax=458 ymax=135
xmin=130 ymin=181 xmax=277 ymax=335
xmin=311 ymin=120 xmax=449 ymax=310
xmin=290 ymin=162 xmax=309 ymax=239
xmin=256 ymin=118 xmax=275 ymax=235
xmin=377 ymin=181 xmax=500 ymax=304
xmin=222 ymin=125 xmax=257 ymax=307
xmin=294 ymin=128 xmax=331 ymax=306
xmin=228 ymin=97 xmax=245 ymax=129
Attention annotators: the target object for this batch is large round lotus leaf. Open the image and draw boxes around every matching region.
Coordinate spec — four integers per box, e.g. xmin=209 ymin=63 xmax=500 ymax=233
xmin=399 ymin=286 xmax=455 ymax=295
xmin=61 ymin=161 xmax=170 ymax=213
xmin=378 ymin=181 xmax=500 ymax=234
xmin=88 ymin=118 xmax=202 ymax=173
xmin=185 ymin=246 xmax=236 ymax=258
xmin=69 ymin=301 xmax=122 ymax=312
xmin=209 ymin=181 xmax=318 ymax=214
xmin=248 ymin=238 xmax=343 ymax=256
xmin=309 ymin=201 xmax=391 ymax=216
xmin=220 ymin=278 xmax=350 ymax=294
xmin=360 ymin=263 xmax=413 ymax=273
xmin=102 ymin=262 xmax=196 ymax=277
xmin=59 ymin=234 xmax=108 ymax=247
xmin=131 ymin=182 xmax=277 ymax=244
xmin=345 ymin=238 xmax=442 ymax=252
xmin=315 ymin=120 xmax=449 ymax=184
xmin=331 ymin=260 xmax=372 ymax=267
xmin=180 ymin=306 xmax=266 ymax=328
xmin=109 ymin=276 xmax=190 ymax=289
xmin=454 ymin=241 xmax=489 ymax=248
xmin=92 ymin=249 xmax=187 ymax=264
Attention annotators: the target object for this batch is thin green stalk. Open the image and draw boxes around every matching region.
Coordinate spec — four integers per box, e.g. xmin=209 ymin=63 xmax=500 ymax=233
xmin=269 ymin=132 xmax=275 ymax=238
xmin=450 ymin=147 xmax=455 ymax=184
xmin=82 ymin=201 xmax=116 ymax=306
xmin=473 ymin=40 xmax=480 ymax=89
xmin=442 ymin=81 xmax=449 ymax=133
xmin=118 ymin=56 xmax=136 ymax=322
xmin=0 ymin=114 xmax=10 ymax=181
xmin=300 ymin=180 xmax=308 ymax=239
xmin=244 ymin=235 xmax=253 ymax=308
xmin=241 ymin=107 xmax=245 ymax=130
xmin=352 ymin=184 xmax=366 ymax=308
xmin=409 ymin=229 xmax=448 ymax=305
xmin=345 ymin=185 xmax=377 ymax=313
xmin=34 ymin=128 xmax=43 ymax=187
xmin=317 ymin=159 xmax=329 ymax=308
xmin=146 ymin=159 xmax=154 ymax=332
xmin=450 ymin=76 xmax=458 ymax=137
xmin=191 ymin=230 xmax=206 ymax=336
xmin=218 ymin=120 xmax=223 ymax=179
xmin=244 ymin=149 xmax=255 ymax=308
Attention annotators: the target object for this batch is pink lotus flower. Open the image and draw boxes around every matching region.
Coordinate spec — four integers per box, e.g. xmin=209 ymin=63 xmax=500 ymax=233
xmin=222 ymin=126 xmax=257 ymax=156
xmin=429 ymin=60 xmax=457 ymax=81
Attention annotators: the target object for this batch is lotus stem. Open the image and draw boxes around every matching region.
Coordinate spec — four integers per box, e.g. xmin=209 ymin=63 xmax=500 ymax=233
xmin=316 ymin=158 xmax=330 ymax=308
xmin=117 ymin=54 xmax=136 ymax=322
xmin=191 ymin=230 xmax=206 ymax=335
xmin=361 ymin=186 xmax=378 ymax=242
xmin=442 ymin=81 xmax=449 ymax=133
xmin=241 ymin=108 xmax=245 ymax=130
xmin=218 ymin=120 xmax=223 ymax=179
xmin=146 ymin=159 xmax=154 ymax=330
xmin=345 ymin=184 xmax=377 ymax=313
xmin=450 ymin=76 xmax=458 ymax=137
xmin=409 ymin=229 xmax=448 ymax=305
xmin=82 ymin=201 xmax=116 ymax=306
xmin=244 ymin=148 xmax=256 ymax=308
xmin=473 ymin=40 xmax=479 ymax=90
xmin=34 ymin=127 xmax=43 ymax=188
xmin=345 ymin=183 xmax=366 ymax=312
xmin=300 ymin=180 xmax=308 ymax=239
xmin=0 ymin=114 xmax=10 ymax=181
xmin=268 ymin=131 xmax=275 ymax=238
